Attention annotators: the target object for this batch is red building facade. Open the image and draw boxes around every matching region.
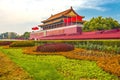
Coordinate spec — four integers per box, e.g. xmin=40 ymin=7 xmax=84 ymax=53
xmin=30 ymin=7 xmax=84 ymax=40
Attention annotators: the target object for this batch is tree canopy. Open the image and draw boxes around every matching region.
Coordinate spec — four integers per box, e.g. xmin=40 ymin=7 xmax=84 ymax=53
xmin=0 ymin=32 xmax=19 ymax=39
xmin=83 ymin=16 xmax=120 ymax=32
xmin=21 ymin=32 xmax=30 ymax=39
xmin=0 ymin=32 xmax=30 ymax=39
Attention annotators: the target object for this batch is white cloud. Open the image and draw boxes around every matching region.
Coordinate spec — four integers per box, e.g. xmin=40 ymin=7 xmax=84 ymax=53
xmin=0 ymin=0 xmax=118 ymax=34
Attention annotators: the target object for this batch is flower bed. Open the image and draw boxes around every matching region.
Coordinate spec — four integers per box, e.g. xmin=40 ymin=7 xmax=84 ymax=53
xmin=97 ymin=56 xmax=120 ymax=76
xmin=36 ymin=43 xmax=74 ymax=52
xmin=23 ymin=47 xmax=120 ymax=77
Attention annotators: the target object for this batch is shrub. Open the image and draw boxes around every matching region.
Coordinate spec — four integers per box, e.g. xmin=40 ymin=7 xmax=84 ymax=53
xmin=9 ymin=41 xmax=34 ymax=47
xmin=0 ymin=41 xmax=12 ymax=46
xmin=36 ymin=43 xmax=74 ymax=52
xmin=35 ymin=40 xmax=120 ymax=47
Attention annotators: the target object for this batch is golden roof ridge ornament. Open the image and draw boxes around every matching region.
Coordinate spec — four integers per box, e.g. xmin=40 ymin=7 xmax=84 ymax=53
xmin=70 ymin=6 xmax=73 ymax=10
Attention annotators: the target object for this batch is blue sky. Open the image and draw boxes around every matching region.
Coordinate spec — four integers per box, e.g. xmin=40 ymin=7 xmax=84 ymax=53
xmin=77 ymin=0 xmax=120 ymax=21
xmin=0 ymin=0 xmax=120 ymax=35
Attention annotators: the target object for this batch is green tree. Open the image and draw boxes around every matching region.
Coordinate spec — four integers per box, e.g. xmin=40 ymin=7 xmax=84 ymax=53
xmin=83 ymin=16 xmax=120 ymax=31
xmin=22 ymin=32 xmax=30 ymax=39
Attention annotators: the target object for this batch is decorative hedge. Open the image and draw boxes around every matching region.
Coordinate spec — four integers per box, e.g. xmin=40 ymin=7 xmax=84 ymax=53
xmin=35 ymin=40 xmax=120 ymax=54
xmin=35 ymin=40 xmax=120 ymax=46
xmin=0 ymin=41 xmax=12 ymax=46
xmin=36 ymin=43 xmax=74 ymax=52
xmin=9 ymin=41 xmax=34 ymax=47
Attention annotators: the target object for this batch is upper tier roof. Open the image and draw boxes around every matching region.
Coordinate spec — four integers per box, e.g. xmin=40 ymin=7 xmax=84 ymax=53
xmin=42 ymin=7 xmax=84 ymax=23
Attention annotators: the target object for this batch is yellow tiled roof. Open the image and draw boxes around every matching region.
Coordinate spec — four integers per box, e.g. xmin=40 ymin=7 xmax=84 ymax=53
xmin=42 ymin=7 xmax=84 ymax=23
xmin=39 ymin=18 xmax=63 ymax=27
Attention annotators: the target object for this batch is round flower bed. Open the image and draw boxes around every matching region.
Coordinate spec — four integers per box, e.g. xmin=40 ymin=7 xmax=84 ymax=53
xmin=36 ymin=43 xmax=74 ymax=52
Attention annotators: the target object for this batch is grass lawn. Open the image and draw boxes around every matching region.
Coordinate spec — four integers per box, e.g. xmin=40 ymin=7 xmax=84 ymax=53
xmin=0 ymin=51 xmax=32 ymax=80
xmin=0 ymin=47 xmax=119 ymax=80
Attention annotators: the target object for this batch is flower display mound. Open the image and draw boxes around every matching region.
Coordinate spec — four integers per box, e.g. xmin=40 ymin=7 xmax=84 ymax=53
xmin=36 ymin=43 xmax=74 ymax=52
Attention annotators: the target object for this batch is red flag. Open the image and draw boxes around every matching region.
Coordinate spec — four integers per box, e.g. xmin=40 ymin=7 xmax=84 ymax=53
xmin=35 ymin=27 xmax=39 ymax=30
xmin=32 ymin=27 xmax=35 ymax=30
xmin=32 ymin=26 xmax=39 ymax=30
